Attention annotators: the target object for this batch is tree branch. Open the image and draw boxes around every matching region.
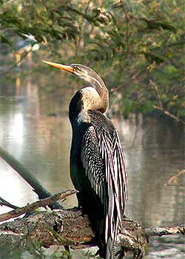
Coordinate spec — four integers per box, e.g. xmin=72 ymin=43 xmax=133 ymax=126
xmin=153 ymin=105 xmax=185 ymax=125
xmin=0 ymin=197 xmax=19 ymax=210
xmin=0 ymin=190 xmax=76 ymax=223
xmin=0 ymin=207 xmax=184 ymax=258
xmin=0 ymin=146 xmax=62 ymax=209
xmin=0 ymin=193 xmax=184 ymax=258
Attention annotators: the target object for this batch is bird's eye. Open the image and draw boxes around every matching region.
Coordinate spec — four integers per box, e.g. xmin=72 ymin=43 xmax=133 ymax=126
xmin=73 ymin=66 xmax=81 ymax=72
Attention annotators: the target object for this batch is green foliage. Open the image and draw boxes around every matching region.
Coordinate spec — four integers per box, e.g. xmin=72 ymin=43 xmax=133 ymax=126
xmin=0 ymin=0 xmax=185 ymax=122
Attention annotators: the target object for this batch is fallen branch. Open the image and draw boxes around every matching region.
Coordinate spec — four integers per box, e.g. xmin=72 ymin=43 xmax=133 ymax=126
xmin=0 ymin=209 xmax=148 ymax=257
xmin=0 ymin=146 xmax=62 ymax=209
xmin=0 ymin=203 xmax=184 ymax=258
xmin=0 ymin=190 xmax=76 ymax=222
xmin=0 ymin=208 xmax=93 ymax=248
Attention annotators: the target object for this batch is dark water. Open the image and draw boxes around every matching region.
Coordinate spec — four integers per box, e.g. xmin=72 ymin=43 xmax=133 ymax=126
xmin=0 ymin=74 xmax=184 ymax=258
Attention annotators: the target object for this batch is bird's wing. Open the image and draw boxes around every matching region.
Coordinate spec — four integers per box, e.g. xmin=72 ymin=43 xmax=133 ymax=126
xmin=81 ymin=125 xmax=127 ymax=243
xmin=81 ymin=126 xmax=107 ymax=208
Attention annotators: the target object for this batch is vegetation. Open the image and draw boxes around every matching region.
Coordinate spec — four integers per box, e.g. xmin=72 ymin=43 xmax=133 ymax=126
xmin=0 ymin=0 xmax=185 ymax=122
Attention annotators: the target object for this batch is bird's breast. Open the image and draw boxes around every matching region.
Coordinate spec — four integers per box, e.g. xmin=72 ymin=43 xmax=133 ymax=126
xmin=77 ymin=110 xmax=91 ymax=124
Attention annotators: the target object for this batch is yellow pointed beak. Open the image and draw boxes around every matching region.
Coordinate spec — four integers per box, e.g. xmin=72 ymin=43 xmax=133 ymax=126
xmin=43 ymin=60 xmax=73 ymax=73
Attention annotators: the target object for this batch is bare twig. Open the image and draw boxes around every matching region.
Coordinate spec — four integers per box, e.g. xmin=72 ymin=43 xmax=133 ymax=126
xmin=111 ymin=64 xmax=149 ymax=92
xmin=0 ymin=190 xmax=76 ymax=223
xmin=0 ymin=197 xmax=19 ymax=210
xmin=150 ymin=80 xmax=163 ymax=108
xmin=164 ymin=169 xmax=185 ymax=186
xmin=149 ymin=80 xmax=185 ymax=125
xmin=154 ymin=105 xmax=185 ymax=124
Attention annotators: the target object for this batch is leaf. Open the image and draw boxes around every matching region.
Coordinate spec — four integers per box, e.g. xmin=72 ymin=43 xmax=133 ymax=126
xmin=141 ymin=18 xmax=177 ymax=33
xmin=0 ymin=33 xmax=12 ymax=46
xmin=142 ymin=51 xmax=165 ymax=64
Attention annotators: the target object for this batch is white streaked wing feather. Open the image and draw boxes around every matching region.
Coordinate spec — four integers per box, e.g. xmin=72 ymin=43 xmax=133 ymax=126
xmin=81 ymin=125 xmax=127 ymax=245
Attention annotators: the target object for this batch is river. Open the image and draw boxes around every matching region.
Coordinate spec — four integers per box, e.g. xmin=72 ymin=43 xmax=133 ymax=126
xmin=0 ymin=73 xmax=184 ymax=258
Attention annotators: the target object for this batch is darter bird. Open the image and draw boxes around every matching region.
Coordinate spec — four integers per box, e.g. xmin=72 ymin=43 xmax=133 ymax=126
xmin=43 ymin=61 xmax=128 ymax=258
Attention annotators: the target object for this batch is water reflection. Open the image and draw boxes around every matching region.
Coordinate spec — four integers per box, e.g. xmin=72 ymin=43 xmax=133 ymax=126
xmin=113 ymin=115 xmax=185 ymax=227
xmin=0 ymin=74 xmax=75 ymax=213
xmin=0 ymin=74 xmax=184 ymax=257
xmin=10 ymin=112 xmax=24 ymax=144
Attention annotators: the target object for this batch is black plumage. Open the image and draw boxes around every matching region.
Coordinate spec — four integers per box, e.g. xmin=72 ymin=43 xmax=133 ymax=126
xmin=70 ymin=108 xmax=127 ymax=258
xmin=43 ymin=60 xmax=127 ymax=258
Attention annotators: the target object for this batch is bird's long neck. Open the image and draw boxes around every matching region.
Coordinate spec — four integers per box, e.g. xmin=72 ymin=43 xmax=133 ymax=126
xmin=69 ymin=68 xmax=109 ymax=126
xmin=89 ymin=77 xmax=109 ymax=113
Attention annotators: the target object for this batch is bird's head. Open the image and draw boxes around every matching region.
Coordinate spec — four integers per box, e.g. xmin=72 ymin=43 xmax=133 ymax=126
xmin=43 ymin=61 xmax=109 ymax=114
xmin=43 ymin=61 xmax=106 ymax=90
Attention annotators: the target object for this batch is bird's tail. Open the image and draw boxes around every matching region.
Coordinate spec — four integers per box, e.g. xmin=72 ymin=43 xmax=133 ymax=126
xmin=106 ymin=236 xmax=115 ymax=259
